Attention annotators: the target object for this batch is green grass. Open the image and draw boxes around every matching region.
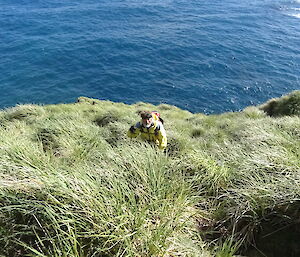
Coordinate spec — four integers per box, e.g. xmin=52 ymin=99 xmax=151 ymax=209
xmin=259 ymin=90 xmax=300 ymax=117
xmin=0 ymin=91 xmax=299 ymax=256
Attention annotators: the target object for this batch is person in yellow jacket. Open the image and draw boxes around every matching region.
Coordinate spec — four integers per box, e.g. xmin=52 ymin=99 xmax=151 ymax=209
xmin=127 ymin=111 xmax=167 ymax=150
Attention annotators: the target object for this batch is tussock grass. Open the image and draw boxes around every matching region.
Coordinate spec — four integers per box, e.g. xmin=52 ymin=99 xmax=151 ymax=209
xmin=0 ymin=91 xmax=300 ymax=256
xmin=259 ymin=90 xmax=300 ymax=117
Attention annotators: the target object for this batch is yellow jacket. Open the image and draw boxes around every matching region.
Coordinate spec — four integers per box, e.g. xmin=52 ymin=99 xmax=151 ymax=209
xmin=127 ymin=119 xmax=167 ymax=150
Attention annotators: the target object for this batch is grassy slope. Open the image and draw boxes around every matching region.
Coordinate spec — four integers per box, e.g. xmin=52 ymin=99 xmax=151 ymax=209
xmin=0 ymin=91 xmax=299 ymax=257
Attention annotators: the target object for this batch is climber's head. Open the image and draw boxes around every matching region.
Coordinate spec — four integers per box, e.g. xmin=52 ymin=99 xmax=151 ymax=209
xmin=140 ymin=111 xmax=154 ymax=128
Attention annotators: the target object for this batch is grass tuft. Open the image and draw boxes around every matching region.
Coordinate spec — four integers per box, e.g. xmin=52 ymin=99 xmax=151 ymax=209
xmin=259 ymin=90 xmax=300 ymax=117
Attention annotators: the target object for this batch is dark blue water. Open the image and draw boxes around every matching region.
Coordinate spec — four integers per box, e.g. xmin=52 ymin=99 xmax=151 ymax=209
xmin=0 ymin=0 xmax=299 ymax=114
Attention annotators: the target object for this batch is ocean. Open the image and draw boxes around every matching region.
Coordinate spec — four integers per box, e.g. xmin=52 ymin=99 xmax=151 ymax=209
xmin=0 ymin=0 xmax=299 ymax=114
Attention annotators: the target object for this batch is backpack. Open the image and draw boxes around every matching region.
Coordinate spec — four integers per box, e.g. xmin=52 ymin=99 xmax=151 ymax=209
xmin=151 ymin=111 xmax=164 ymax=124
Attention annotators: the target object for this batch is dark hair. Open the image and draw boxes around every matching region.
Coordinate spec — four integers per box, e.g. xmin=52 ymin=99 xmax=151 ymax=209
xmin=140 ymin=111 xmax=152 ymax=119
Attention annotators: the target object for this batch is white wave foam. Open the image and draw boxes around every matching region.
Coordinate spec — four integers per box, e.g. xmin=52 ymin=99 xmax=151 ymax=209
xmin=289 ymin=13 xmax=300 ymax=18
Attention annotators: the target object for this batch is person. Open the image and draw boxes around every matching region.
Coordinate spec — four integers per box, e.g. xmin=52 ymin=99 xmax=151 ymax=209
xmin=127 ymin=111 xmax=167 ymax=150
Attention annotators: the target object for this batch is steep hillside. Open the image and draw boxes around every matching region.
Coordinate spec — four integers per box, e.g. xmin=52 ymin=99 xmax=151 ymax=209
xmin=0 ymin=91 xmax=299 ymax=257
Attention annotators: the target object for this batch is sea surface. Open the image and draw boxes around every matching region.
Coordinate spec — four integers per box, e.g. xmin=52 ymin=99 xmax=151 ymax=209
xmin=0 ymin=0 xmax=299 ymax=114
